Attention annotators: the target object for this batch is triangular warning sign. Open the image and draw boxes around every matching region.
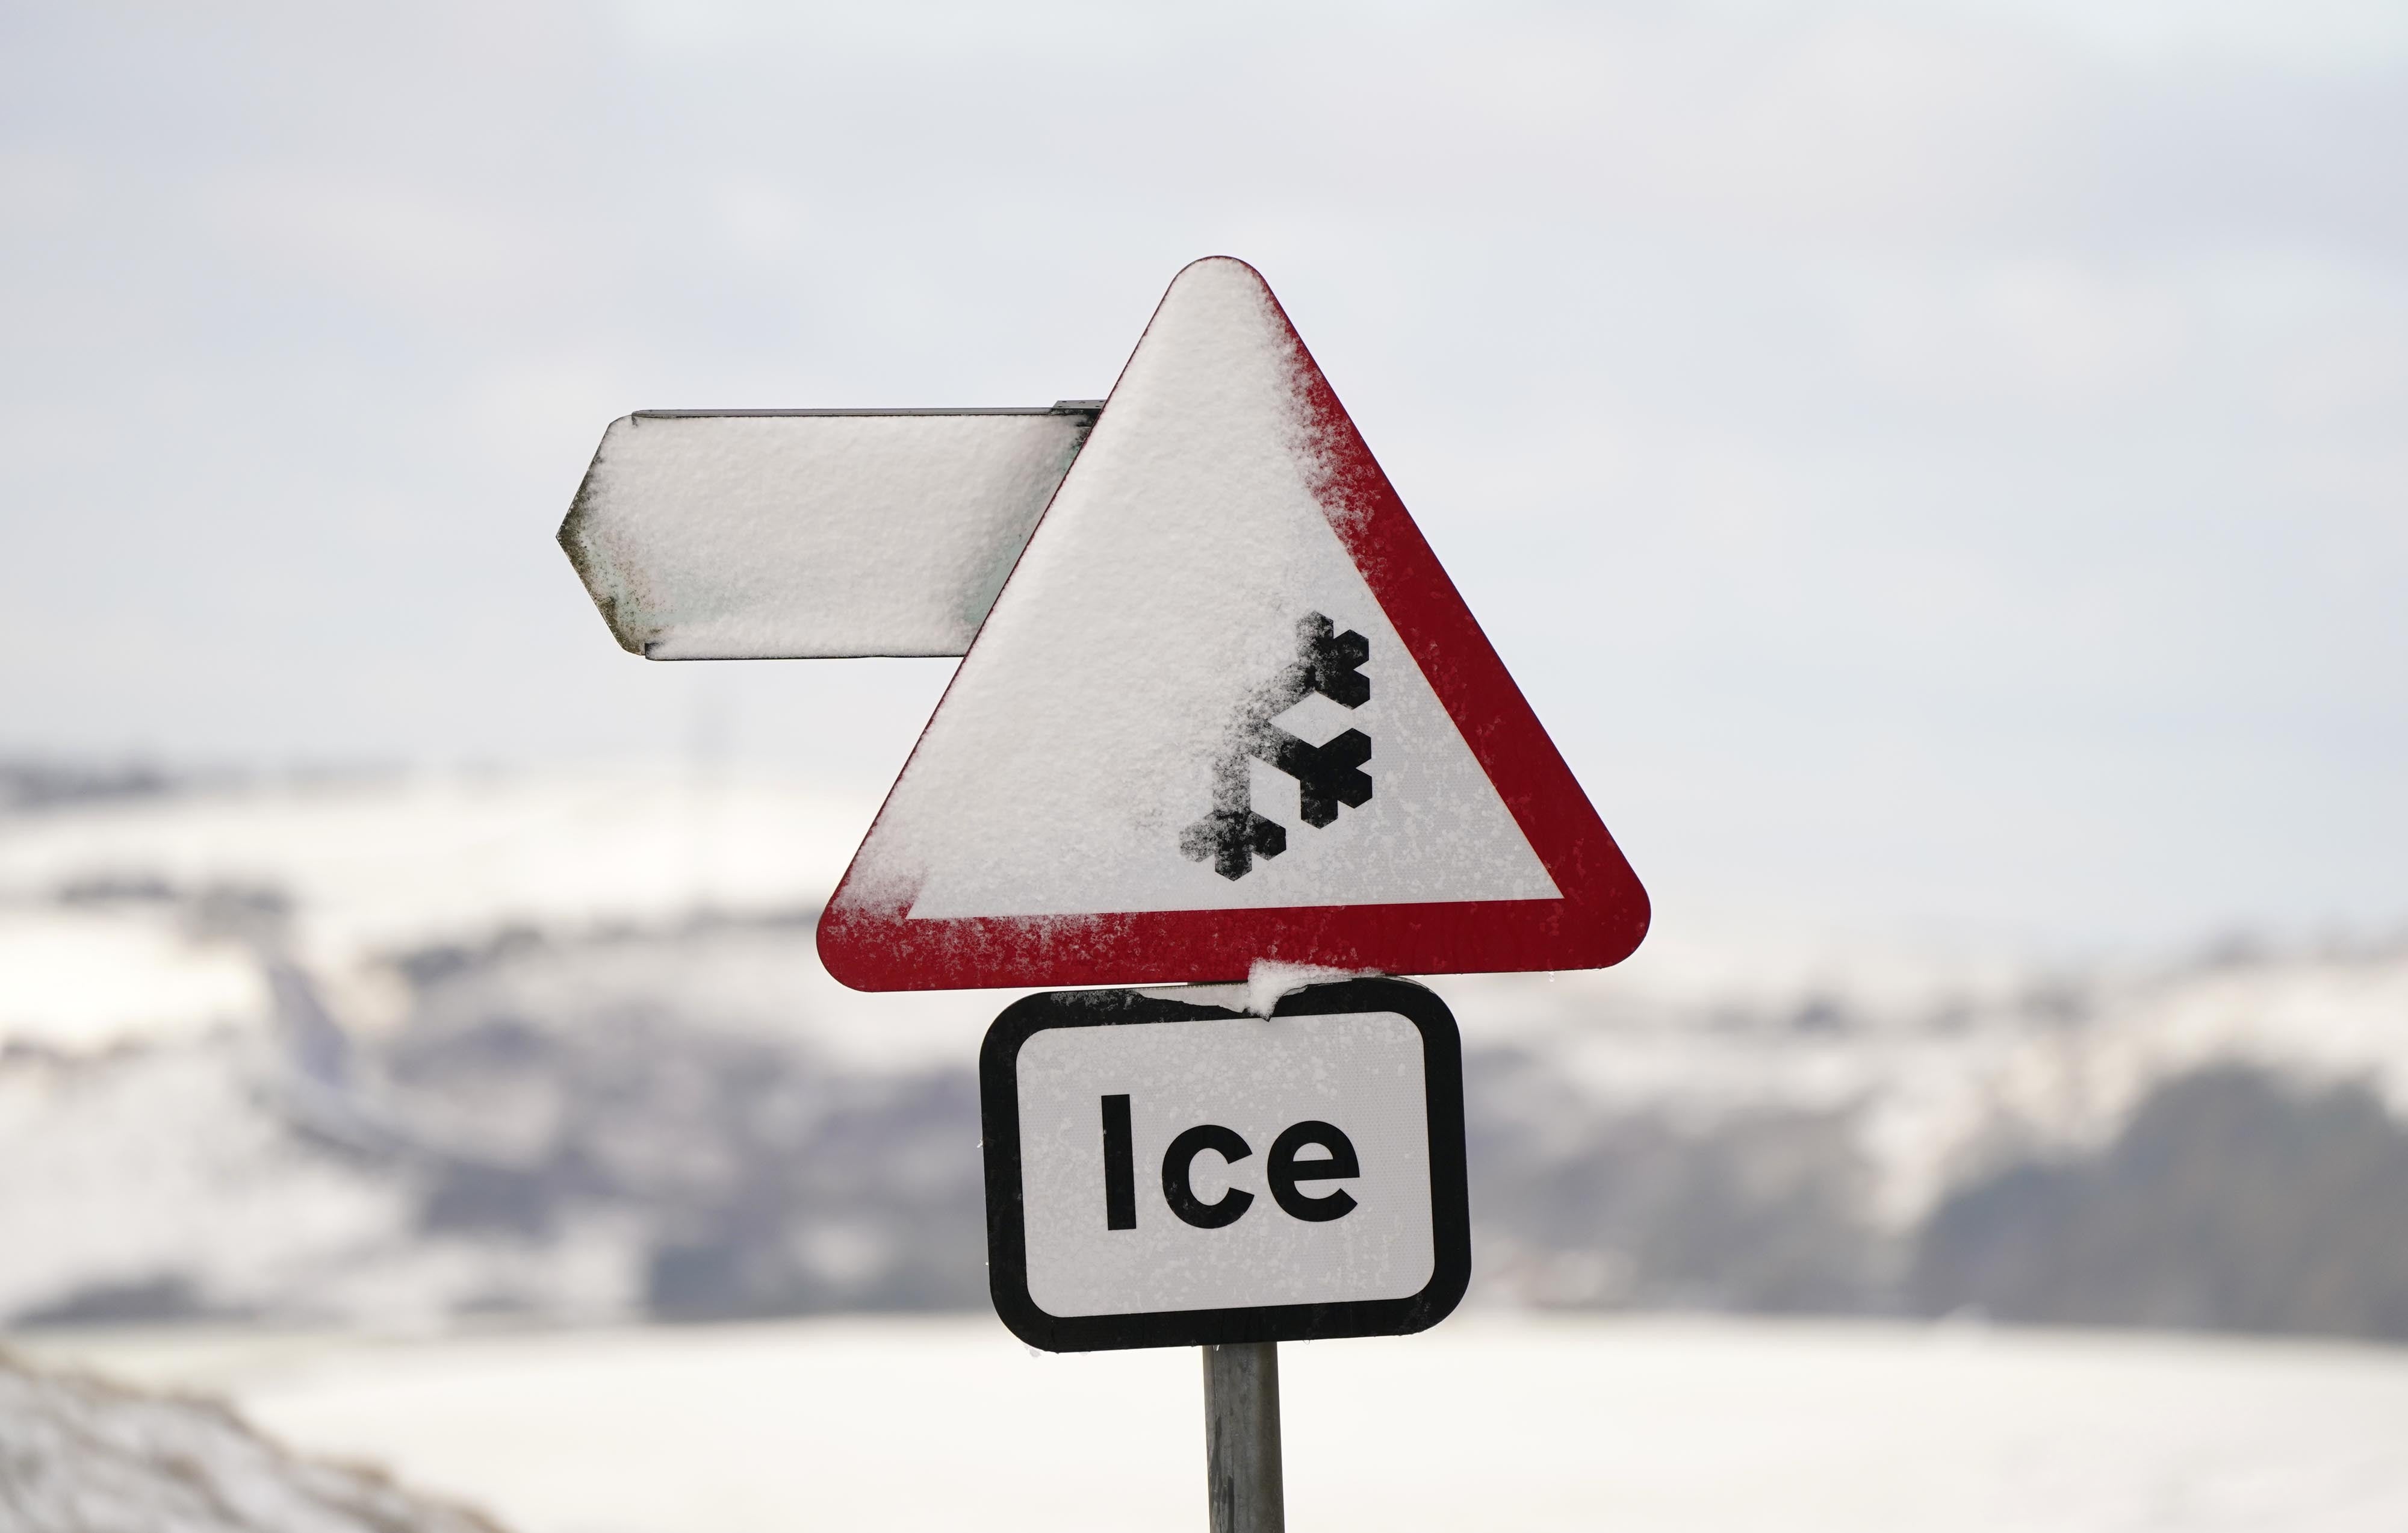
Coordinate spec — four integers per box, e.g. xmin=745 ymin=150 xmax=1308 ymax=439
xmin=818 ymin=257 xmax=1648 ymax=991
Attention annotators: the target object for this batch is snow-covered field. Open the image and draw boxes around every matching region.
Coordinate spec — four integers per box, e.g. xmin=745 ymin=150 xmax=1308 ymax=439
xmin=4 ymin=769 xmax=2407 ymax=1528
xmin=22 ymin=1315 xmax=2408 ymax=1533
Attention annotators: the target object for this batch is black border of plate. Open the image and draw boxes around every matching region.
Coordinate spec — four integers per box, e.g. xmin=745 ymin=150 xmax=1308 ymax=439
xmin=979 ymin=975 xmax=1471 ymax=1353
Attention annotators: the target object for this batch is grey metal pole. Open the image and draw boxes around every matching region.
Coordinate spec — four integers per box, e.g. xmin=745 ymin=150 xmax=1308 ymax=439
xmin=1202 ymin=1342 xmax=1285 ymax=1533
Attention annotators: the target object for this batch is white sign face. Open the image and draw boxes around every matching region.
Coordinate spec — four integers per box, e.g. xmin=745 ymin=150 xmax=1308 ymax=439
xmin=981 ymin=978 xmax=1470 ymax=1352
xmin=1020 ymin=1009 xmax=1432 ymax=1314
xmin=833 ymin=258 xmax=1559 ymax=923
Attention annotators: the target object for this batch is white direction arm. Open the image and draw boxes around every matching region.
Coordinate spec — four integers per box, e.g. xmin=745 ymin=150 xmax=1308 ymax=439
xmin=560 ymin=403 xmax=1100 ymax=659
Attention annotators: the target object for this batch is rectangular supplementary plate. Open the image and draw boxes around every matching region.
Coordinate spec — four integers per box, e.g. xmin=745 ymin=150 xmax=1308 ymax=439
xmin=979 ymin=976 xmax=1470 ymax=1352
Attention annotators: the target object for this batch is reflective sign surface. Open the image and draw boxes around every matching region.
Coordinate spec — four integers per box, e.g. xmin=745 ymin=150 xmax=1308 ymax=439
xmin=981 ymin=976 xmax=1469 ymax=1352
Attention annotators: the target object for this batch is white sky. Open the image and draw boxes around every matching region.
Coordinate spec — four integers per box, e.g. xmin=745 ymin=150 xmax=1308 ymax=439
xmin=2 ymin=1 xmax=2402 ymax=953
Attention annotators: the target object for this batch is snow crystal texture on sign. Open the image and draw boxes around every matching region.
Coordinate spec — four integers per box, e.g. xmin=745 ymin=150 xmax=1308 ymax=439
xmin=848 ymin=258 xmax=1559 ymax=918
xmin=562 ymin=409 xmax=1094 ymax=658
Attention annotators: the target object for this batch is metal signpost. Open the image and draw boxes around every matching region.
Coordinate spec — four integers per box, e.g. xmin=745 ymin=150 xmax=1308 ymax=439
xmin=559 ymin=257 xmax=1648 ymax=1531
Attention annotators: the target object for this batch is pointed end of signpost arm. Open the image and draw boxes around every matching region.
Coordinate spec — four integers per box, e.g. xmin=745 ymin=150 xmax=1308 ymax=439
xmin=559 ymin=417 xmax=650 ymax=656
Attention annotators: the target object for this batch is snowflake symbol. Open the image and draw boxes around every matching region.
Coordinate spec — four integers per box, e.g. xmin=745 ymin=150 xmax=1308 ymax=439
xmin=1181 ymin=612 xmax=1373 ymax=880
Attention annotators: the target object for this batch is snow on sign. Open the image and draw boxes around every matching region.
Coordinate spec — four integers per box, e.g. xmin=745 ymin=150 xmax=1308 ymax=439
xmin=562 ymin=405 xmax=1099 ymax=658
xmin=818 ymin=258 xmax=1647 ymax=989
xmin=981 ymin=977 xmax=1470 ymax=1351
xmin=559 ymin=255 xmax=1648 ymax=990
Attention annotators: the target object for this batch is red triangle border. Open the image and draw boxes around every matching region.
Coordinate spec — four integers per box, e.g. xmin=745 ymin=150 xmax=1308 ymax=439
xmin=818 ymin=260 xmax=1649 ymax=991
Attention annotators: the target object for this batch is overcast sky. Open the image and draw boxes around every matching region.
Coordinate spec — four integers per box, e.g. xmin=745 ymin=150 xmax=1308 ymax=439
xmin=3 ymin=1 xmax=2403 ymax=953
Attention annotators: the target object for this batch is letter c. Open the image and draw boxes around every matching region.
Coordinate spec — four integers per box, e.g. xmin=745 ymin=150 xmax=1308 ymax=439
xmin=1162 ymin=1124 xmax=1255 ymax=1229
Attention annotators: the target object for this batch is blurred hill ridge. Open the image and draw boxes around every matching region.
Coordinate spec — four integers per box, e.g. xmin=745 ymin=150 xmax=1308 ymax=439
xmin=1 ymin=763 xmax=2404 ymax=1340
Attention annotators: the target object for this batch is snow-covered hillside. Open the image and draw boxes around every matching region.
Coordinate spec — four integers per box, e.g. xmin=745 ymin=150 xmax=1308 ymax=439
xmin=0 ymin=765 xmax=872 ymax=1044
xmin=1 ymin=766 xmax=2403 ymax=1337
xmin=0 ymin=1345 xmax=508 ymax=1532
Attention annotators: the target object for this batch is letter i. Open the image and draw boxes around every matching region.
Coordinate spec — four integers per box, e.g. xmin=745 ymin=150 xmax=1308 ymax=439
xmin=1101 ymin=1093 xmax=1136 ymax=1230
